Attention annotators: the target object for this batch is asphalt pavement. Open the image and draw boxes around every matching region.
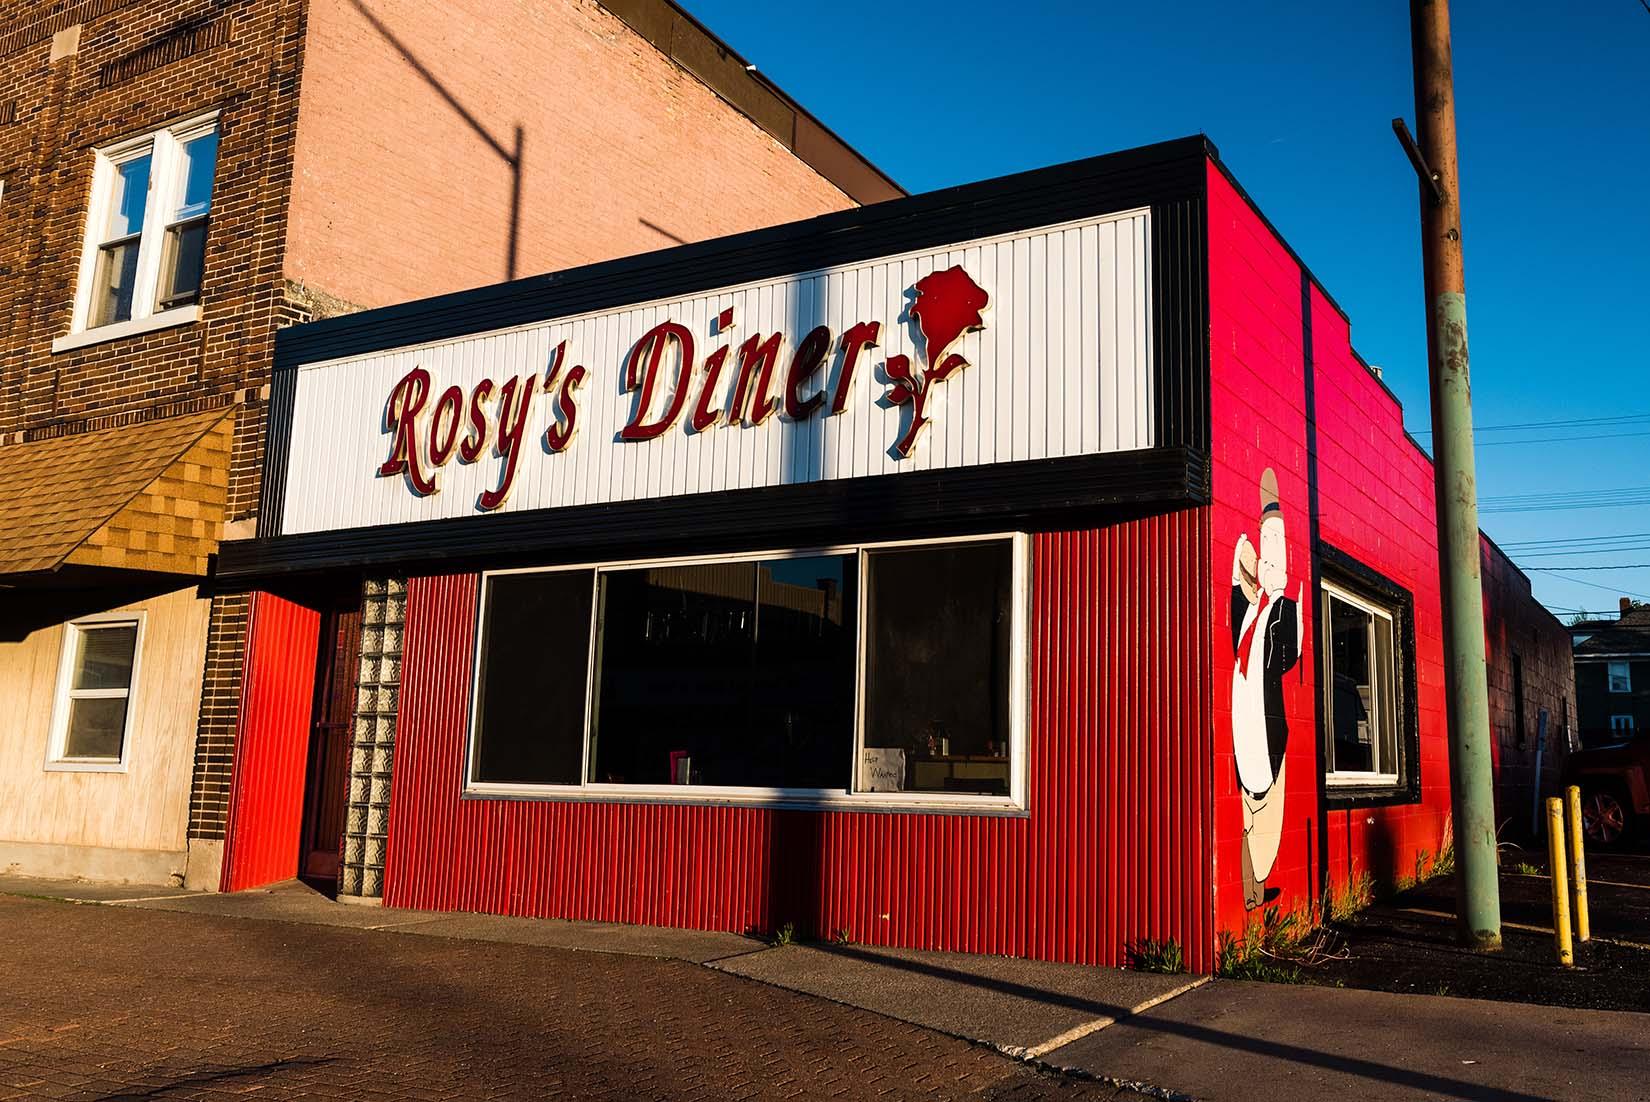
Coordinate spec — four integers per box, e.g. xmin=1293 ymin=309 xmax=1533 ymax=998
xmin=2 ymin=876 xmax=1646 ymax=1101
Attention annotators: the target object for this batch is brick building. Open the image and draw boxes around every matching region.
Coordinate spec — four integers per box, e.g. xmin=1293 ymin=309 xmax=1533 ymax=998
xmin=0 ymin=0 xmax=894 ymax=888
xmin=1480 ymin=536 xmax=1576 ymax=837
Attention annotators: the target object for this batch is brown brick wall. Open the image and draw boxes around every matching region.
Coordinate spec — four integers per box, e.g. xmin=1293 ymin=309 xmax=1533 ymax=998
xmin=0 ymin=0 xmax=307 ymax=529
xmin=282 ymin=0 xmax=858 ymax=309
xmin=188 ymin=591 xmax=251 ymax=840
xmin=1482 ymin=538 xmax=1578 ymax=838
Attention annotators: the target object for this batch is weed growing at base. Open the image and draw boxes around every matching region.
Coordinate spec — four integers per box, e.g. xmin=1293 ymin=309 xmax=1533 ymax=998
xmin=1125 ymin=937 xmax=1185 ymax=974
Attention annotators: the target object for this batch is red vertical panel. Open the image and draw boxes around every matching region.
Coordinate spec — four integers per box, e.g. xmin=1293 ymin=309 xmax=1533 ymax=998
xmin=380 ymin=511 xmax=1213 ymax=969
xmin=221 ymin=592 xmax=322 ymax=893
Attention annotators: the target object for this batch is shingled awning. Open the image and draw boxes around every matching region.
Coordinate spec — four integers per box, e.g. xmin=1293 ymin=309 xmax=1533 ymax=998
xmin=0 ymin=408 xmax=235 ymax=582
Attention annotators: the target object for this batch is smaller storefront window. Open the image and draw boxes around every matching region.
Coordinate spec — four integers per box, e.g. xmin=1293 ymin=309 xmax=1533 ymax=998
xmin=466 ymin=536 xmax=1026 ymax=809
xmin=470 ymin=570 xmax=593 ymax=786
xmin=862 ymin=543 xmax=1013 ymax=797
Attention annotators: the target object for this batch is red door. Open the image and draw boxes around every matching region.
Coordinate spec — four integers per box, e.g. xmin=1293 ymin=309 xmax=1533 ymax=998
xmin=300 ymin=606 xmax=361 ymax=886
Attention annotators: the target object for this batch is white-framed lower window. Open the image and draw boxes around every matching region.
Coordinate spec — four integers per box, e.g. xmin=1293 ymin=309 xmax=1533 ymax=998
xmin=464 ymin=533 xmax=1029 ymax=811
xmin=1611 ymin=715 xmax=1636 ymax=733
xmin=1322 ymin=579 xmax=1403 ymax=787
xmin=65 ymin=112 xmax=219 ymax=340
xmin=46 ymin=614 xmax=145 ymax=772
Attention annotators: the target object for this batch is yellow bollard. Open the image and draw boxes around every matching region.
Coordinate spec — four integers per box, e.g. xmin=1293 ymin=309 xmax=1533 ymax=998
xmin=1567 ymin=785 xmax=1590 ymax=943
xmin=1546 ymin=797 xmax=1574 ymax=967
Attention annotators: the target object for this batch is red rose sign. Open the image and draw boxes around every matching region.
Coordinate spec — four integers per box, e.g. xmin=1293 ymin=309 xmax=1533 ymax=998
xmin=885 ymin=266 xmax=991 ymax=457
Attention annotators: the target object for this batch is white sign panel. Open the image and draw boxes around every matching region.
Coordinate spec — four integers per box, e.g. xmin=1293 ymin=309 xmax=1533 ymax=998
xmin=279 ymin=208 xmax=1153 ymax=535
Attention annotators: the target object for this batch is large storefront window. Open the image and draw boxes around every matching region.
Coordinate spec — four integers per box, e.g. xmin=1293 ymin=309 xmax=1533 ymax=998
xmin=466 ymin=536 xmax=1026 ymax=808
xmin=589 ymin=557 xmax=856 ymax=790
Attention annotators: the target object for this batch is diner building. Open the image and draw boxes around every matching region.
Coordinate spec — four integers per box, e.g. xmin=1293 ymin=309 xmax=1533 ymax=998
xmin=215 ymin=136 xmax=1566 ymax=969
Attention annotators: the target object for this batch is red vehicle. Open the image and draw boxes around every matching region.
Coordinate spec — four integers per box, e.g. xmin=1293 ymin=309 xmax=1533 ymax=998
xmin=1564 ymin=733 xmax=1650 ymax=846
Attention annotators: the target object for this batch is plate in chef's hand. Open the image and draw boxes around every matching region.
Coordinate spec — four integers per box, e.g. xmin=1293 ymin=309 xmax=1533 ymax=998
xmin=1238 ymin=540 xmax=1259 ymax=604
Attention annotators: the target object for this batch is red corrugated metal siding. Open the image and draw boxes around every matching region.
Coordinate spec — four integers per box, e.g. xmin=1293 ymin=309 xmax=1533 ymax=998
xmin=220 ymin=592 xmax=321 ymax=893
xmin=383 ymin=511 xmax=1213 ymax=969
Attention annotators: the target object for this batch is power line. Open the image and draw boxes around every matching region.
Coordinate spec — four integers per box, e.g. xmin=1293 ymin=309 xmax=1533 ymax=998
xmin=1501 ymin=531 xmax=1650 ymax=547
xmin=1517 ymin=547 xmax=1650 ymax=558
xmin=1474 ymin=430 xmax=1650 ymax=447
xmin=1523 ymin=563 xmax=1650 ymax=570
xmin=1484 ymin=485 xmax=1649 ymax=501
xmin=1525 ymin=569 xmax=1650 ymax=601
xmin=1410 ymin=412 xmax=1650 ymax=436
xmin=1482 ymin=499 xmax=1650 ymax=515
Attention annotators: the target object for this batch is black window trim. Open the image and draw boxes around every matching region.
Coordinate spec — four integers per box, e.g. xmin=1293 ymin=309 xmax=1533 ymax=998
xmin=1315 ymin=542 xmax=1422 ymax=808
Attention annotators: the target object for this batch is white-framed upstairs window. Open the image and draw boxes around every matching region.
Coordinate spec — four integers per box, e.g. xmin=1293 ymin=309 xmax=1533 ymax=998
xmin=1607 ymin=661 xmax=1632 ymax=694
xmin=46 ymin=615 xmax=145 ymax=772
xmin=59 ymin=113 xmax=219 ymax=351
xmin=463 ymin=533 xmax=1030 ymax=812
xmin=1322 ymin=579 xmax=1404 ymax=788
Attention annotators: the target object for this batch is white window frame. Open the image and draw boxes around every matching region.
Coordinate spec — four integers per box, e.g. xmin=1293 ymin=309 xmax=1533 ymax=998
xmin=44 ymin=613 xmax=146 ymax=773
xmin=1607 ymin=661 xmax=1632 ymax=694
xmin=1611 ymin=715 xmax=1635 ymax=733
xmin=1321 ymin=579 xmax=1403 ymax=788
xmin=463 ymin=532 xmax=1030 ymax=813
xmin=56 ymin=112 xmax=218 ymax=353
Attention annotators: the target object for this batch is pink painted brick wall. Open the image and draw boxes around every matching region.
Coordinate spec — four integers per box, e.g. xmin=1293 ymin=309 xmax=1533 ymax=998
xmin=1309 ymin=287 xmax=1454 ymax=897
xmin=1206 ymin=162 xmax=1320 ymax=936
xmin=284 ymin=0 xmax=859 ymax=310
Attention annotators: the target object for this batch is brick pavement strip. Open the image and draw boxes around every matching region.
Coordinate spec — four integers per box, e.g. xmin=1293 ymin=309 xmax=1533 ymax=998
xmin=0 ymin=897 xmax=1144 ymax=1101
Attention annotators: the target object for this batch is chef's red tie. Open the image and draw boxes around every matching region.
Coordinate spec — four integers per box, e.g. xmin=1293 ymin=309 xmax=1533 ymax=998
xmin=1237 ymin=592 xmax=1270 ymax=676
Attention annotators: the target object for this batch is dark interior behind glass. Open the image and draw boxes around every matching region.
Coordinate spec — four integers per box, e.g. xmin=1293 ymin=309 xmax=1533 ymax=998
xmin=471 ymin=570 xmax=594 ymax=785
xmin=590 ymin=556 xmax=855 ymax=789
xmin=862 ymin=542 xmax=1013 ymax=796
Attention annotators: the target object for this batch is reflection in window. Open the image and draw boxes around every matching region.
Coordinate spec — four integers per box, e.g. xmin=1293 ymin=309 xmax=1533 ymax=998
xmin=56 ymin=621 xmax=140 ymax=762
xmin=158 ymin=130 xmax=218 ymax=308
xmin=589 ymin=556 xmax=855 ymax=789
xmin=90 ymin=154 xmax=151 ymax=327
xmin=861 ymin=542 xmax=1013 ymax=796
xmin=1323 ymin=584 xmax=1400 ymax=782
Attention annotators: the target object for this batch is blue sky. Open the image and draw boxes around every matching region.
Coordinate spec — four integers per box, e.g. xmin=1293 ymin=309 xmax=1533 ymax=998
xmin=686 ymin=0 xmax=1649 ymax=620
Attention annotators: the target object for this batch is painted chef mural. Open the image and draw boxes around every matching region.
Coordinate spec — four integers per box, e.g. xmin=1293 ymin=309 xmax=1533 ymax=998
xmin=1229 ymin=468 xmax=1305 ymax=909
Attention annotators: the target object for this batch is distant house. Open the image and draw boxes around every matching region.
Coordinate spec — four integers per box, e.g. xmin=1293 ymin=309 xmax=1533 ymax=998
xmin=1571 ymin=599 xmax=1650 ymax=746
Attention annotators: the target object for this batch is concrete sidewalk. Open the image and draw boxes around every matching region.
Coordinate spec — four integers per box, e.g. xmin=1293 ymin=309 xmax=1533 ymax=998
xmin=5 ymin=875 xmax=1645 ymax=1101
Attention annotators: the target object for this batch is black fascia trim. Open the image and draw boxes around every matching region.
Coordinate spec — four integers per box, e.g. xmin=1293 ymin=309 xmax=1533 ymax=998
xmin=1316 ymin=541 xmax=1424 ymax=810
xmin=220 ymin=446 xmax=1208 ymax=582
xmin=259 ymin=365 xmax=297 ymax=537
xmin=273 ymin=135 xmax=1215 ymax=374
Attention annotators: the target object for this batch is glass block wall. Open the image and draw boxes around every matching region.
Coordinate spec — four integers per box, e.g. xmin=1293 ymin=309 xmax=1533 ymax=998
xmin=341 ymin=577 xmax=405 ymax=899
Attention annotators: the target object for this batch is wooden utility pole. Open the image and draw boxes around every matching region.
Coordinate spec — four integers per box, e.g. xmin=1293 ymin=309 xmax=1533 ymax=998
xmin=1400 ymin=0 xmax=1502 ymax=949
